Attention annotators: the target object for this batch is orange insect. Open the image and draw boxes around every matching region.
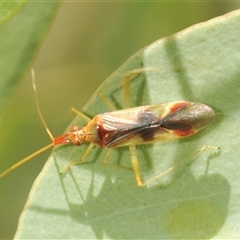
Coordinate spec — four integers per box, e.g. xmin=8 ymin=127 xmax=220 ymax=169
xmin=0 ymin=70 xmax=218 ymax=186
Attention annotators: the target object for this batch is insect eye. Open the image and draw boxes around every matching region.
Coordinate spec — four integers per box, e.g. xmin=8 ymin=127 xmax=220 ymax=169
xmin=70 ymin=125 xmax=79 ymax=132
xmin=72 ymin=140 xmax=82 ymax=146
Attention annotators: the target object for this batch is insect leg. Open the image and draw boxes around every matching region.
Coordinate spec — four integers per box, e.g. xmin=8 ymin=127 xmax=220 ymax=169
xmin=61 ymin=108 xmax=94 ymax=174
xmin=61 ymin=143 xmax=95 ymax=175
xmin=98 ymin=67 xmax=142 ymax=110
xmin=102 ymin=149 xmax=132 ymax=171
xmin=97 ymin=65 xmax=144 ymax=110
xmin=98 ymin=91 xmax=117 ymax=111
xmin=71 ymin=107 xmax=91 ymax=122
xmin=123 ymin=72 xmax=131 ymax=108
xmin=123 ymin=68 xmax=144 ymax=108
xmin=130 ymin=145 xmax=220 ymax=187
xmin=129 ymin=146 xmax=146 ymax=186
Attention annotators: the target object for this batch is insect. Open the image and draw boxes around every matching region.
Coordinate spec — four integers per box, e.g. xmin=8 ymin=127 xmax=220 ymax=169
xmin=0 ymin=69 xmax=218 ymax=186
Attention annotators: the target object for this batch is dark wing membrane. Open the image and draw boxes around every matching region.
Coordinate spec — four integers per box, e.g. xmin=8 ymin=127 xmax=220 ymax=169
xmin=161 ymin=120 xmax=192 ymax=130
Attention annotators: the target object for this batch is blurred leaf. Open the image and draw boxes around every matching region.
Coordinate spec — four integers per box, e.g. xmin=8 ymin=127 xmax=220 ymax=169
xmin=0 ymin=1 xmax=61 ymax=113
xmin=0 ymin=1 xmax=26 ymax=26
xmin=15 ymin=10 xmax=240 ymax=239
xmin=0 ymin=1 xmax=60 ymax=238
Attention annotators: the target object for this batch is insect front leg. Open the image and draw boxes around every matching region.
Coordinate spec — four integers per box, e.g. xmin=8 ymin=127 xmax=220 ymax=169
xmin=61 ymin=143 xmax=95 ymax=175
xmin=61 ymin=108 xmax=94 ymax=174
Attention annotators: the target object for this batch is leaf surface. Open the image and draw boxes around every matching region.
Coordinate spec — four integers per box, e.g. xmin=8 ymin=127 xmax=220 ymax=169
xmin=15 ymin=10 xmax=240 ymax=239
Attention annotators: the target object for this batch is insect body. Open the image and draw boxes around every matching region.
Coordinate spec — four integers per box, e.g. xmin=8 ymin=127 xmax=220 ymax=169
xmin=0 ymin=71 xmax=218 ymax=186
xmin=56 ymin=101 xmax=214 ymax=149
xmin=52 ymin=101 xmax=217 ymax=187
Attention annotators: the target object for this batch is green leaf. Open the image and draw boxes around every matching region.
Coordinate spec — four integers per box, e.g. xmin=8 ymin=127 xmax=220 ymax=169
xmin=15 ymin=10 xmax=240 ymax=239
xmin=0 ymin=1 xmax=26 ymax=27
xmin=0 ymin=1 xmax=61 ymax=113
xmin=0 ymin=1 xmax=61 ymax=239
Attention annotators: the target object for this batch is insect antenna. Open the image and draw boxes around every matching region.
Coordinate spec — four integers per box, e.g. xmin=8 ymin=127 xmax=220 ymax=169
xmin=0 ymin=69 xmax=55 ymax=179
xmin=31 ymin=69 xmax=54 ymax=142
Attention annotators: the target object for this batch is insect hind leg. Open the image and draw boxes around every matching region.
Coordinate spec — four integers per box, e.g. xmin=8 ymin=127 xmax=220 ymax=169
xmin=129 ymin=145 xmax=220 ymax=187
xmin=102 ymin=149 xmax=132 ymax=171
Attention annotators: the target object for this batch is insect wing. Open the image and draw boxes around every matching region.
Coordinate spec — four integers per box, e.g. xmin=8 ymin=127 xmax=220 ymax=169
xmin=96 ymin=102 xmax=215 ymax=148
xmin=97 ymin=105 xmax=161 ymax=147
xmin=161 ymin=102 xmax=215 ymax=135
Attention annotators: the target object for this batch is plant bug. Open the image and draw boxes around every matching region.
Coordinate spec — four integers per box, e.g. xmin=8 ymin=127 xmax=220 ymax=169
xmin=0 ymin=69 xmax=218 ymax=186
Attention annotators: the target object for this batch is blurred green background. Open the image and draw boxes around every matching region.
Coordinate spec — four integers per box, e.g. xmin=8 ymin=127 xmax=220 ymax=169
xmin=0 ymin=2 xmax=239 ymax=239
